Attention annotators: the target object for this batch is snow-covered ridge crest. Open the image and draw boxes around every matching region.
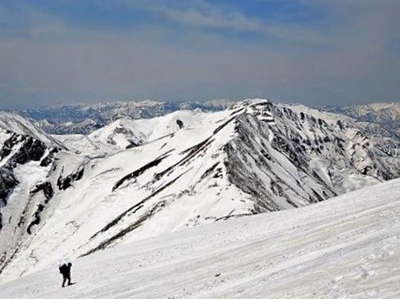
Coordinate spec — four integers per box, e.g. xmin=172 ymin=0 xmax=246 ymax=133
xmin=1 ymin=100 xmax=400 ymax=282
xmin=0 ymin=112 xmax=63 ymax=147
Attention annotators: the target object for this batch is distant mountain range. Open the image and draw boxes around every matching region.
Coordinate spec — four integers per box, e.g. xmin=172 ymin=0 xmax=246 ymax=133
xmin=12 ymin=100 xmax=400 ymax=137
xmin=16 ymin=100 xmax=235 ymax=135
xmin=323 ymin=102 xmax=400 ymax=137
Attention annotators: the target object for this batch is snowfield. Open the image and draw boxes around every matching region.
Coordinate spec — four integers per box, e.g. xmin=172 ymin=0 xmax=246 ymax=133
xmin=1 ymin=178 xmax=400 ymax=298
xmin=2 ymin=99 xmax=400 ymax=287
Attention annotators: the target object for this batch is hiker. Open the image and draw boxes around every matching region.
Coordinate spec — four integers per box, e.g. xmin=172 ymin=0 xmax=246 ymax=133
xmin=176 ymin=119 xmax=184 ymax=129
xmin=59 ymin=262 xmax=72 ymax=287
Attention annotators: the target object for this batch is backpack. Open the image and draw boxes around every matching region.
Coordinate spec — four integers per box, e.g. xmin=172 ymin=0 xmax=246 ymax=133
xmin=59 ymin=264 xmax=66 ymax=274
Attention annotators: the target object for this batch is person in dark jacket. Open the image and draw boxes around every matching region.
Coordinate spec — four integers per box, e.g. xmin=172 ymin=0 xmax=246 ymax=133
xmin=59 ymin=262 xmax=72 ymax=287
xmin=176 ymin=119 xmax=184 ymax=129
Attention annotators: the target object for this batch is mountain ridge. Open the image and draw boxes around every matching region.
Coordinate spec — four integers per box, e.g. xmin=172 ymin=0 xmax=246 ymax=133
xmin=15 ymin=100 xmax=235 ymax=135
xmin=0 ymin=99 xmax=399 ymax=283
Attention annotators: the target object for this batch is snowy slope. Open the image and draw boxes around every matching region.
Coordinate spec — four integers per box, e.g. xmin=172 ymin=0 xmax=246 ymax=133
xmin=0 ymin=113 xmax=65 ymax=277
xmin=0 ymin=178 xmax=400 ymax=298
xmin=86 ymin=111 xmax=193 ymax=151
xmin=88 ymin=118 xmax=147 ymax=150
xmin=1 ymin=100 xmax=400 ymax=284
xmin=54 ymin=110 xmax=218 ymax=153
xmin=0 ymin=112 xmax=64 ymax=147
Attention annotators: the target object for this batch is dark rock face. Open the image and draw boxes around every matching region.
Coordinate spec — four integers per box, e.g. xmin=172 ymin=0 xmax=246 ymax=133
xmin=0 ymin=130 xmax=57 ymax=234
xmin=113 ymin=154 xmax=169 ymax=192
xmin=40 ymin=148 xmax=60 ymax=167
xmin=0 ymin=168 xmax=19 ymax=230
xmin=12 ymin=137 xmax=47 ymax=165
xmin=0 ymin=134 xmax=20 ymax=160
xmin=57 ymin=167 xmax=85 ymax=190
xmin=28 ymin=182 xmax=54 ymax=234
xmin=223 ymin=102 xmax=400 ymax=212
xmin=27 ymin=204 xmax=45 ymax=235
xmin=30 ymin=182 xmax=54 ymax=203
xmin=223 ymin=113 xmax=333 ymax=213
xmin=0 ymin=134 xmax=48 ymax=168
xmin=0 ymin=168 xmax=19 ymax=206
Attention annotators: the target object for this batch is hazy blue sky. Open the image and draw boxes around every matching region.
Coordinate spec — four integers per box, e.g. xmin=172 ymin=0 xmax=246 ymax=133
xmin=0 ymin=0 xmax=399 ymax=108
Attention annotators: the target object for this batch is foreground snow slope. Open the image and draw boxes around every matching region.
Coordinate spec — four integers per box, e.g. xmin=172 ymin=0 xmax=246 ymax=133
xmin=1 ymin=178 xmax=400 ymax=299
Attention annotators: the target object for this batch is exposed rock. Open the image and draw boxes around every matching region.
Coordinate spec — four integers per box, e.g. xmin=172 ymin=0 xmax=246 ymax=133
xmin=0 ymin=168 xmax=19 ymax=207
xmin=57 ymin=167 xmax=85 ymax=190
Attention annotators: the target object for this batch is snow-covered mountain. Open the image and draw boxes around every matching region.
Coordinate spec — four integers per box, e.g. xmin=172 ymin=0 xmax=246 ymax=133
xmin=0 ymin=112 xmax=66 ymax=277
xmin=0 ymin=112 xmax=65 ymax=147
xmin=1 ymin=177 xmax=400 ymax=298
xmin=52 ymin=118 xmax=149 ymax=155
xmin=34 ymin=119 xmax=103 ymax=135
xmin=335 ymin=102 xmax=400 ymax=123
xmin=1 ymin=100 xmax=400 ymax=283
xmin=323 ymin=102 xmax=400 ymax=137
xmin=18 ymin=100 xmax=234 ymax=135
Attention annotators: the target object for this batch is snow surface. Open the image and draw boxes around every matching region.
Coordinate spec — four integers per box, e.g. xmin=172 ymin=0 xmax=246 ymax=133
xmin=1 ymin=178 xmax=400 ymax=298
xmin=0 ymin=108 xmax=254 ymax=281
xmin=0 ymin=112 xmax=63 ymax=147
xmin=2 ymin=100 xmax=400 ymax=285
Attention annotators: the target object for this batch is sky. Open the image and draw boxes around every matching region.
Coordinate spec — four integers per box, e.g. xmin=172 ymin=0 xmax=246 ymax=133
xmin=0 ymin=0 xmax=399 ymax=109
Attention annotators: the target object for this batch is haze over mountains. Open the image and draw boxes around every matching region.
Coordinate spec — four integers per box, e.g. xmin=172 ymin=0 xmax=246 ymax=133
xmin=0 ymin=99 xmax=399 ymax=298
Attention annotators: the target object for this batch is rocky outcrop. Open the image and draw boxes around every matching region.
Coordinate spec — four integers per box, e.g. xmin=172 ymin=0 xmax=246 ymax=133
xmin=224 ymin=101 xmax=400 ymax=210
xmin=0 ymin=134 xmax=47 ymax=168
xmin=0 ymin=168 xmax=19 ymax=207
xmin=57 ymin=166 xmax=85 ymax=190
